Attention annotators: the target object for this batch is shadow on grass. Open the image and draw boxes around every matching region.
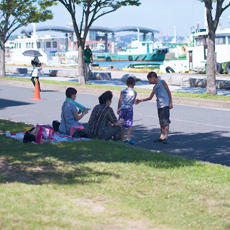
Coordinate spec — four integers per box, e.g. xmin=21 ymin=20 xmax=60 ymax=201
xmin=1 ymin=120 xmax=229 ymax=185
xmin=0 ymin=157 xmax=115 ymax=185
xmin=0 ymin=136 xmax=197 ymax=185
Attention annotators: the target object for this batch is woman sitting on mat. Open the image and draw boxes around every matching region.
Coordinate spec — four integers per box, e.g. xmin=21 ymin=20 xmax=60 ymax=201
xmin=59 ymin=87 xmax=88 ymax=135
xmin=86 ymin=91 xmax=124 ymax=141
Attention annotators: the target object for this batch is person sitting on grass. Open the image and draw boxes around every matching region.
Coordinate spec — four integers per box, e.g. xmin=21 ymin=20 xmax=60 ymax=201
xmin=59 ymin=87 xmax=88 ymax=135
xmin=117 ymin=76 xmax=137 ymax=144
xmin=86 ymin=91 xmax=124 ymax=141
xmin=136 ymin=71 xmax=173 ymax=144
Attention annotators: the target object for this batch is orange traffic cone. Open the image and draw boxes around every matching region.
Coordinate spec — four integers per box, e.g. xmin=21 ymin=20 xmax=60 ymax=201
xmin=31 ymin=78 xmax=43 ymax=100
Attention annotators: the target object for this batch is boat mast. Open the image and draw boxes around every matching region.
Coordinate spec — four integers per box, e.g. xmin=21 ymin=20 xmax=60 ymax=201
xmin=173 ymin=24 xmax=177 ymax=43
xmin=137 ymin=27 xmax=140 ymax=45
xmin=32 ymin=23 xmax=37 ymax=39
xmin=32 ymin=23 xmax=38 ymax=50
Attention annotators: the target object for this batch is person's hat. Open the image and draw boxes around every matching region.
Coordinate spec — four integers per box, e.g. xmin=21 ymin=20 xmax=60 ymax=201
xmin=86 ymin=43 xmax=90 ymax=47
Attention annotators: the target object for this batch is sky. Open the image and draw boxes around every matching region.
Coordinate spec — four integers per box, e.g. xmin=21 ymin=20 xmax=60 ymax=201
xmin=22 ymin=0 xmax=230 ymax=38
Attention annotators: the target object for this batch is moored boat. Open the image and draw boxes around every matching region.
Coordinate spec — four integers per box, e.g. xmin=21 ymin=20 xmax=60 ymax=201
xmin=7 ymin=24 xmax=78 ymax=65
xmin=94 ymin=39 xmax=168 ymax=62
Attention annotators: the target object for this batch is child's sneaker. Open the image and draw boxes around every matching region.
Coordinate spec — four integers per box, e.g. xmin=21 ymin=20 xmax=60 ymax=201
xmin=124 ymin=139 xmax=135 ymax=145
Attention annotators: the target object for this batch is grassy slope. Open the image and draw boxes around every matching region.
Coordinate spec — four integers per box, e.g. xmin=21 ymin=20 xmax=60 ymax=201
xmin=0 ymin=120 xmax=230 ymax=230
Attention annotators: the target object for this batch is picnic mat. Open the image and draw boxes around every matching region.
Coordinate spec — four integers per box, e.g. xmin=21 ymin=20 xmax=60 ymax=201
xmin=5 ymin=132 xmax=91 ymax=143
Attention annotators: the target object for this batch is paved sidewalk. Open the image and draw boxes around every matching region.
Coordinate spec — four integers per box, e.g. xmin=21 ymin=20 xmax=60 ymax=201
xmin=5 ymin=64 xmax=230 ymax=95
xmin=1 ymin=77 xmax=230 ymax=110
xmin=3 ymin=64 xmax=230 ymax=110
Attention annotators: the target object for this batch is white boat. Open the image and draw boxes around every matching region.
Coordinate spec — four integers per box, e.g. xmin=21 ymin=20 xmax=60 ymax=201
xmin=187 ymin=28 xmax=230 ymax=73
xmin=8 ymin=35 xmax=79 ymax=65
xmin=7 ymin=24 xmax=78 ymax=66
xmin=157 ymin=26 xmax=230 ymax=74
xmin=9 ymin=35 xmax=49 ymax=64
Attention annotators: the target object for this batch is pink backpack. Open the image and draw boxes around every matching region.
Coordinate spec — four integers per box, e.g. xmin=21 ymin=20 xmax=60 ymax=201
xmin=35 ymin=125 xmax=54 ymax=144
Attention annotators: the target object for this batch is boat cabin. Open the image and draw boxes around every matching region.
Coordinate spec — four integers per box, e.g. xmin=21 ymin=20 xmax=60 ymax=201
xmin=10 ymin=35 xmax=67 ymax=64
xmin=187 ymin=28 xmax=230 ymax=69
xmin=117 ymin=39 xmax=154 ymax=55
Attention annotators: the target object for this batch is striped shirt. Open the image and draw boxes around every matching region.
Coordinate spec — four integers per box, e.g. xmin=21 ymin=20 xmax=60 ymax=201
xmin=86 ymin=104 xmax=118 ymax=137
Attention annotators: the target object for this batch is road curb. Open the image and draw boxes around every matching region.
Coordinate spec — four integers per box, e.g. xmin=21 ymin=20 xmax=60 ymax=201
xmin=1 ymin=79 xmax=230 ymax=110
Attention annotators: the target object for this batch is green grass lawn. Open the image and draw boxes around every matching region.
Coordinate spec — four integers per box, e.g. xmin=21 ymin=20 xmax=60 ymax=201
xmin=0 ymin=119 xmax=230 ymax=230
xmin=3 ymin=76 xmax=230 ymax=101
xmin=172 ymin=92 xmax=230 ymax=101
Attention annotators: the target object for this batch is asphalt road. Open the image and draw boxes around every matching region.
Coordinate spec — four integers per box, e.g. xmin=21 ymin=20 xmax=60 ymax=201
xmin=1 ymin=84 xmax=230 ymax=166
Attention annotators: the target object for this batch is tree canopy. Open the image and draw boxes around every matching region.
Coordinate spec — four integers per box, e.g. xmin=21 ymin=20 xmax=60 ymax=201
xmin=0 ymin=0 xmax=57 ymax=76
xmin=59 ymin=0 xmax=140 ymax=44
xmin=0 ymin=0 xmax=56 ymax=43
xmin=58 ymin=0 xmax=141 ymax=84
xmin=201 ymin=0 xmax=230 ymax=32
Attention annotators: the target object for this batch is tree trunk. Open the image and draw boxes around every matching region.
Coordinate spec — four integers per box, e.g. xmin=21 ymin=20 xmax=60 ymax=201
xmin=206 ymin=30 xmax=217 ymax=95
xmin=0 ymin=39 xmax=6 ymax=77
xmin=77 ymin=43 xmax=85 ymax=85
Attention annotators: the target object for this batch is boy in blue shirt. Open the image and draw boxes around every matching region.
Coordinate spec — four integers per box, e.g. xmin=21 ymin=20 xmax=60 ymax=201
xmin=136 ymin=71 xmax=173 ymax=144
xmin=117 ymin=77 xmax=137 ymax=144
